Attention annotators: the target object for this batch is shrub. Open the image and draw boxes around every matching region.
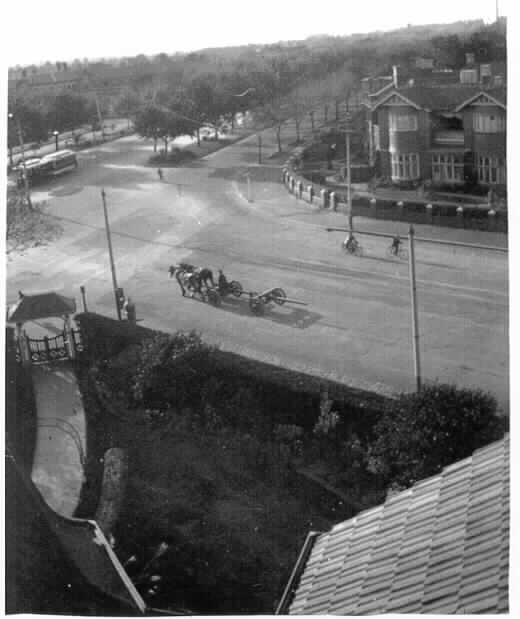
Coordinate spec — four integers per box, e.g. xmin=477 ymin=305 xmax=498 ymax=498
xmin=130 ymin=331 xmax=217 ymax=411
xmin=367 ymin=383 xmax=507 ymax=488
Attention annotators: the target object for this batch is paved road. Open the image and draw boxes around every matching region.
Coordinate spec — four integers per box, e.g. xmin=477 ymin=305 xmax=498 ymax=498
xmin=6 ymin=113 xmax=509 ymax=409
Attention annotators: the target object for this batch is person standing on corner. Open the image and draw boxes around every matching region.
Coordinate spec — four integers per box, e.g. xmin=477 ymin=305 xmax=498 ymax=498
xmin=157 ymin=167 xmax=164 ymax=182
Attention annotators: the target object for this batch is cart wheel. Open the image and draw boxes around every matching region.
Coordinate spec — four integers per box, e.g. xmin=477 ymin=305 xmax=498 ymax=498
xmin=271 ymin=288 xmax=287 ymax=306
xmin=249 ymin=296 xmax=264 ymax=315
xmin=207 ymin=289 xmax=222 ymax=307
xmin=230 ymin=280 xmax=243 ymax=297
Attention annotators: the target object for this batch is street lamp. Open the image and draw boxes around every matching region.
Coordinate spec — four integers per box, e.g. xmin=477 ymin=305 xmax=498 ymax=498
xmin=53 ymin=130 xmax=59 ymax=152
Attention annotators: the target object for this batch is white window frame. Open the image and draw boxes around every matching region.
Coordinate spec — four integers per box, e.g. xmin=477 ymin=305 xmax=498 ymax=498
xmin=431 ymin=154 xmax=465 ymax=183
xmin=391 ymin=153 xmax=420 ymax=180
xmin=476 ymin=154 xmax=506 ymax=185
xmin=388 ymin=109 xmax=418 ymax=132
xmin=473 ymin=111 xmax=506 ymax=133
xmin=460 ymin=69 xmax=478 ymax=84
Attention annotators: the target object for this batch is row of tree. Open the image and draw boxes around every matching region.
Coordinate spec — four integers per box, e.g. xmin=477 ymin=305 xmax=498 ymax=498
xmin=8 ymin=18 xmax=506 ymax=154
xmin=8 ymin=93 xmax=100 ymax=149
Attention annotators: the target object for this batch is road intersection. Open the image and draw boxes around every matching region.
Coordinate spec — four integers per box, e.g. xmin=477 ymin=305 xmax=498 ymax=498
xmin=7 ymin=118 xmax=509 ymax=409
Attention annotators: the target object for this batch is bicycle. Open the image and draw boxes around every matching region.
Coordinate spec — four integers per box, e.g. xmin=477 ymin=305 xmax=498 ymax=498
xmin=342 ymin=235 xmax=363 ymax=256
xmin=386 ymin=242 xmax=408 ymax=260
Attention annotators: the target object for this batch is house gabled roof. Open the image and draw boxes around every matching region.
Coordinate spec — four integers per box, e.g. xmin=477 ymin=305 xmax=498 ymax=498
xmin=372 ymin=85 xmax=507 ymax=113
xmin=371 ymin=89 xmax=422 ymax=111
xmin=455 ymin=88 xmax=507 ymax=112
xmin=7 ymin=291 xmax=76 ymax=323
xmin=277 ymin=435 xmax=509 ymax=615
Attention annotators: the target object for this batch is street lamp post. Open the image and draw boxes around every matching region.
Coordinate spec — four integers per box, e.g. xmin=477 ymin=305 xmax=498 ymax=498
xmin=408 ymin=225 xmax=422 ymax=391
xmin=342 ymin=112 xmax=353 ymax=230
xmin=8 ymin=112 xmax=32 ymax=208
xmin=53 ymin=130 xmax=59 ymax=151
xmin=101 ymin=188 xmax=122 ymax=320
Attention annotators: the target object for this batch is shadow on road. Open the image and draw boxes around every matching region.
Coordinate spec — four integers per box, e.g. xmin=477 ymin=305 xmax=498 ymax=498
xmin=181 ymin=292 xmax=322 ymax=329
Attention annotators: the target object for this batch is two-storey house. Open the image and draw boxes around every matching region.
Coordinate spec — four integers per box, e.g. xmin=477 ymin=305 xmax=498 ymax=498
xmin=369 ymin=83 xmax=506 ymax=190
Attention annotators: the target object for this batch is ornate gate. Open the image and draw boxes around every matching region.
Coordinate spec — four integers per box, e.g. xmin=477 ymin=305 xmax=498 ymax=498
xmin=22 ymin=329 xmax=84 ymax=364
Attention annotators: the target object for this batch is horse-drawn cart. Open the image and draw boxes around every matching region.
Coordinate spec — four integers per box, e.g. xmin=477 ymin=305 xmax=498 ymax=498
xmin=169 ymin=265 xmax=306 ymax=315
xmin=246 ymin=287 xmax=307 ymax=315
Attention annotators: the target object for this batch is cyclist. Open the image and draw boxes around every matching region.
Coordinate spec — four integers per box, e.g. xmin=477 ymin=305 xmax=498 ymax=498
xmin=391 ymin=234 xmax=402 ymax=256
xmin=343 ymin=231 xmax=359 ymax=253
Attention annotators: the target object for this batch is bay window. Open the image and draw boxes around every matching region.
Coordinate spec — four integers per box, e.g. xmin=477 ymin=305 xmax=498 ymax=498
xmin=432 ymin=154 xmax=464 ymax=183
xmin=391 ymin=153 xmax=420 ymax=180
xmin=476 ymin=154 xmax=506 ymax=185
xmin=388 ymin=109 xmax=418 ymax=132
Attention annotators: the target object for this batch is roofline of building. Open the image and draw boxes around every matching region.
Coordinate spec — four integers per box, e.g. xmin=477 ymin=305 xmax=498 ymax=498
xmin=368 ymin=81 xmax=395 ymax=99
xmin=275 ymin=531 xmax=321 ymax=615
xmin=371 ymin=89 xmax=422 ymax=111
xmin=455 ymin=90 xmax=507 ymax=112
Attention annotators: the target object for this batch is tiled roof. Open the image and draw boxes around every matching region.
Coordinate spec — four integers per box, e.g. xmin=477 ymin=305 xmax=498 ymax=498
xmin=7 ymin=292 xmax=76 ymax=323
xmin=373 ymin=85 xmax=506 ymax=112
xmin=280 ymin=435 xmax=509 ymax=615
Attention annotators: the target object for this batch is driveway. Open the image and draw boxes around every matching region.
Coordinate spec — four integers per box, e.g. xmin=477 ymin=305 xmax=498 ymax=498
xmin=30 ymin=362 xmax=86 ymax=517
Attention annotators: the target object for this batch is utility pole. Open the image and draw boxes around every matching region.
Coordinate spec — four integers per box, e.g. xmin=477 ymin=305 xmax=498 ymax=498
xmin=9 ymin=113 xmax=32 ymax=208
xmin=343 ymin=111 xmax=353 ymax=230
xmin=94 ymin=91 xmax=105 ymax=141
xmin=408 ymin=225 xmax=421 ymax=391
xmin=101 ymin=189 xmax=122 ymax=320
xmin=246 ymin=173 xmax=253 ymax=202
xmin=346 ymin=128 xmax=352 ymax=229
xmin=258 ymin=134 xmax=262 ymax=164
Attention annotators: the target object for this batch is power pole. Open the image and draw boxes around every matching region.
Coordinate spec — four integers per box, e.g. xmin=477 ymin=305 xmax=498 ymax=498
xmin=101 ymin=189 xmax=122 ymax=320
xmin=246 ymin=173 xmax=253 ymax=202
xmin=346 ymin=128 xmax=352 ymax=229
xmin=93 ymin=90 xmax=105 ymax=141
xmin=408 ymin=225 xmax=422 ymax=391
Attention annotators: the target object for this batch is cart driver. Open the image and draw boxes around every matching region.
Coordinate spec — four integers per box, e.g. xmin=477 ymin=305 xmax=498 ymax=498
xmin=217 ymin=269 xmax=228 ymax=292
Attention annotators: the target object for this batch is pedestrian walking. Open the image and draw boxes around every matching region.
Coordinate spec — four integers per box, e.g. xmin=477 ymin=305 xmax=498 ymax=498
xmin=157 ymin=168 xmax=164 ymax=182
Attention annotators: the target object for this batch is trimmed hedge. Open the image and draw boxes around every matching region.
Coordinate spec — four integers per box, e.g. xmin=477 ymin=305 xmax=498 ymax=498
xmin=75 ymin=312 xmax=387 ymax=435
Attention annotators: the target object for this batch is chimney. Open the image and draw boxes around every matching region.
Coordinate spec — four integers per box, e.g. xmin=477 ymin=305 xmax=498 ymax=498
xmin=392 ymin=65 xmax=398 ymax=88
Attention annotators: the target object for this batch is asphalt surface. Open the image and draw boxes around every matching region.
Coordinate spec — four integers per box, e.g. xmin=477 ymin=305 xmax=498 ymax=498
xmin=6 ymin=114 xmax=509 ymax=409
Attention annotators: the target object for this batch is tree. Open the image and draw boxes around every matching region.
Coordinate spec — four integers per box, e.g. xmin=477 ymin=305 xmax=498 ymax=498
xmin=258 ymin=102 xmax=287 ymax=152
xmin=113 ymin=90 xmax=142 ymax=118
xmin=134 ymin=104 xmax=168 ymax=151
xmin=46 ymin=93 xmax=94 ymax=132
xmin=134 ymin=103 xmax=194 ymax=153
xmin=367 ymin=383 xmax=507 ymax=489
xmin=188 ymin=77 xmax=223 ymax=139
xmin=8 ymin=102 xmax=48 ymax=146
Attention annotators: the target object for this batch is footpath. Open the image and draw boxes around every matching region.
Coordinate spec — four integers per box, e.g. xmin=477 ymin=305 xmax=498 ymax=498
xmin=30 ymin=361 xmax=87 ymax=517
